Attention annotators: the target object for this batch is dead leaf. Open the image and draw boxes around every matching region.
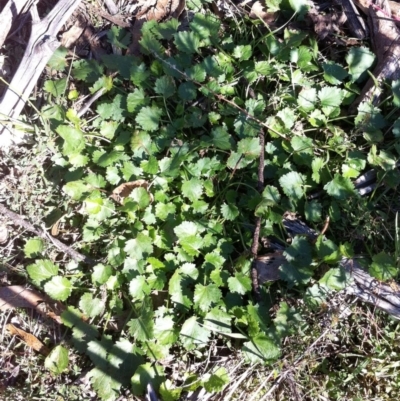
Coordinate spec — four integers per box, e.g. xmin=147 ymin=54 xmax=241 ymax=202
xmin=249 ymin=1 xmax=278 ymax=25
xmin=51 ymin=215 xmax=63 ymax=236
xmin=308 ymin=7 xmax=346 ymax=41
xmin=0 ymin=225 xmax=8 ymax=243
xmin=256 ymin=251 xmax=286 ymax=283
xmin=110 ymin=180 xmax=152 ymax=204
xmin=0 ymin=286 xmax=45 ymax=311
xmin=61 ymin=24 xmax=85 ymax=48
xmin=6 ymin=324 xmax=50 ymax=356
xmin=129 ymin=0 xmax=185 ymax=55
xmin=0 ymin=285 xmax=64 ymax=324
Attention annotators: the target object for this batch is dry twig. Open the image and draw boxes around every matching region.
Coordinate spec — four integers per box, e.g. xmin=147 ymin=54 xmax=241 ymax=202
xmin=0 ymin=203 xmax=95 ymax=265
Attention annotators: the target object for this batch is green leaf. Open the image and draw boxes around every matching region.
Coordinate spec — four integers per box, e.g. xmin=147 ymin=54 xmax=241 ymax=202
xmin=178 ymin=82 xmax=197 ymax=100
xmin=228 ymin=273 xmax=252 ymax=295
xmin=63 ymin=180 xmax=90 ymax=200
xmin=79 ymin=293 xmax=105 ymax=318
xmin=297 ymin=87 xmax=317 ymax=111
xmin=202 ymin=367 xmax=230 ymax=392
xmin=273 ymin=302 xmax=303 ymax=338
xmin=44 ymin=276 xmax=72 ymax=301
xmin=129 ymin=187 xmax=151 ymax=210
xmin=209 ymin=126 xmax=234 ymax=150
xmin=169 ymin=271 xmax=192 ymax=308
xmin=131 ymin=363 xmax=165 ymax=395
xmin=129 ymin=276 xmax=151 ymax=300
xmin=392 ymin=80 xmax=400 ymax=107
xmin=135 ymin=106 xmax=163 ymax=132
xmin=141 ymin=156 xmax=159 ymax=174
xmin=279 ymin=262 xmax=313 ymax=287
xmin=154 ymin=315 xmax=178 ymax=345
xmin=106 ymin=166 xmax=120 ymax=185
xmin=180 ymin=316 xmax=210 ymax=350
xmin=355 ymin=102 xmax=387 ymax=132
xmin=27 ymin=259 xmax=58 ymax=285
xmin=221 ymin=203 xmax=239 ymax=221
xmin=155 ymin=202 xmax=176 ymax=220
xmin=89 ymin=338 xmax=117 ymax=371
xmin=318 ymin=86 xmax=343 ymax=115
xmin=322 ymin=62 xmax=348 ymax=85
xmin=189 ymin=13 xmax=220 ymax=44
xmin=237 ymin=137 xmax=261 ymax=158
xmin=311 ymin=157 xmax=324 ymax=183
xmin=194 ymin=284 xmax=222 ymax=312
xmin=227 ymin=152 xmax=252 ymax=170
xmin=108 ymin=339 xmax=144 ymax=387
xmin=45 ymin=345 xmax=69 ymax=375
xmin=277 ymin=107 xmax=296 ymax=130
xmin=233 ymin=45 xmax=252 ymax=61
xmin=85 ymin=196 xmax=115 ymax=221
xmin=185 ymin=64 xmax=206 ymax=82
xmin=154 ymin=75 xmax=176 ymax=98
xmin=324 ymin=174 xmax=355 ymax=200
xmin=24 ymin=238 xmax=44 ymax=258
xmin=127 ymin=88 xmax=149 ymax=112
xmin=174 ymin=221 xmax=200 ymax=238
xmin=182 ymin=178 xmax=203 ymax=201
xmin=255 ymin=61 xmax=273 ymax=76
xmin=92 ymin=150 xmax=125 ymax=167
xmin=204 ymin=308 xmax=232 ymax=333
xmin=69 ymin=153 xmax=89 ymax=167
xmin=72 ymin=59 xmax=103 ymax=83
xmin=44 ymin=78 xmax=67 ymax=98
xmin=305 ymin=284 xmax=329 ymax=309
xmin=342 ymin=151 xmax=366 ymax=178
xmin=279 ymin=171 xmax=306 ymax=201
xmin=369 ymin=252 xmax=398 ymax=281
xmin=305 ymin=200 xmax=322 ymax=222
xmin=155 ymin=19 xmax=180 ymax=40
xmin=140 ymin=26 xmax=165 ymax=54
xmin=91 ymin=75 xmax=113 ymax=93
xmin=319 ymin=268 xmax=352 ymax=290
xmin=107 ymin=26 xmax=131 ymax=49
xmin=89 ymin=367 xmax=121 ymax=401
xmin=128 ymin=314 xmax=154 ymax=341
xmin=346 ymin=46 xmax=375 ymax=82
xmin=47 ymin=47 xmax=68 ymax=71
xmin=243 ymin=334 xmax=280 ymax=364
xmin=315 ymin=236 xmax=339 ymax=262
xmin=92 ymin=264 xmax=113 ymax=286
xmin=56 ymin=125 xmax=85 ymax=156
xmin=96 ymin=94 xmax=127 ymax=121
xmin=284 ymin=236 xmax=312 ymax=268
xmin=159 ymin=380 xmax=182 ymax=401
xmin=124 ymin=233 xmax=153 ymax=259
xmin=174 ymin=31 xmax=200 ymax=54
xmin=180 ymin=235 xmax=204 ymax=256
xmin=87 ymin=337 xmax=111 ymax=370
xmin=291 ymin=135 xmax=313 ymax=165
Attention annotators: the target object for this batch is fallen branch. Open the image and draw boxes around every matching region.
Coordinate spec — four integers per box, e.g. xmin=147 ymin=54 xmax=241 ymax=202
xmin=0 ymin=203 xmax=95 ymax=265
xmin=0 ymin=0 xmax=33 ymax=49
xmin=250 ymin=129 xmax=265 ymax=301
xmin=351 ymin=0 xmax=400 ymax=108
xmin=0 ymin=0 xmax=82 ymax=142
xmin=256 ymin=215 xmax=400 ymax=319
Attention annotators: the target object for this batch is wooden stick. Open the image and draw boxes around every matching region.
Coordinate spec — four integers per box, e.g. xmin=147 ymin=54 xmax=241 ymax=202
xmin=0 ymin=203 xmax=95 ymax=265
xmin=0 ymin=0 xmax=82 ymax=138
xmin=250 ymin=130 xmax=266 ymax=301
xmin=0 ymin=0 xmax=33 ymax=49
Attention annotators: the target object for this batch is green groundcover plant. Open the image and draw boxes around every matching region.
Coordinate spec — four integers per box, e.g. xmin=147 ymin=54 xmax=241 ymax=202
xmin=20 ymin=1 xmax=400 ymax=399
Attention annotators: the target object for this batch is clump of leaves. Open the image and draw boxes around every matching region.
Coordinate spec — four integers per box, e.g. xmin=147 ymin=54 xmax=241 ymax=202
xmin=25 ymin=4 xmax=400 ymax=400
